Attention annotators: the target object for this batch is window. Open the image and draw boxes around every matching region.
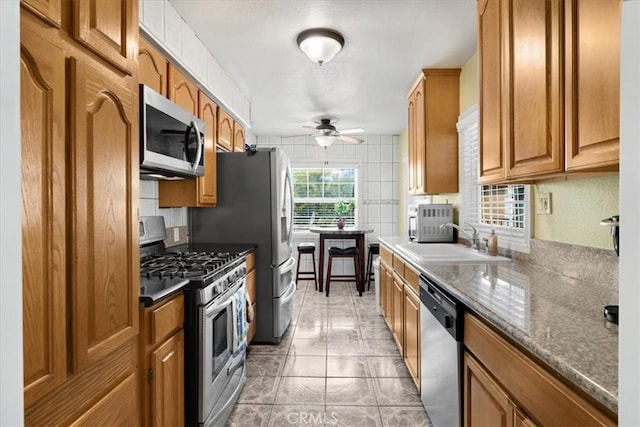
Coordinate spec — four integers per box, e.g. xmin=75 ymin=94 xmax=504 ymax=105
xmin=458 ymin=106 xmax=530 ymax=252
xmin=292 ymin=165 xmax=358 ymax=232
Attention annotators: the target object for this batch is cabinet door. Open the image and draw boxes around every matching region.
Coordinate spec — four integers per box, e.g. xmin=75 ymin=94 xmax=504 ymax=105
xmin=413 ymin=82 xmax=425 ymax=194
xmin=478 ymin=0 xmax=506 ymax=183
xmin=150 ymin=331 xmax=184 ymax=427
xmin=138 ymin=38 xmax=167 ymax=96
xmin=233 ymin=122 xmax=246 ymax=152
xmin=379 ymin=262 xmax=387 ymax=318
xmin=514 ymin=408 xmax=538 ymax=427
xmin=21 ymin=0 xmax=61 ymax=28
xmin=505 ymin=0 xmax=563 ymax=178
xmin=72 ymin=0 xmax=136 ymax=75
xmin=392 ymin=275 xmax=404 ymax=354
xmin=198 ymin=91 xmax=218 ymax=205
xmin=168 ymin=64 xmax=198 ymax=115
xmin=565 ymin=0 xmax=620 ymax=170
xmin=407 ymin=92 xmax=417 ymax=194
xmin=464 ymin=352 xmax=514 ymax=427
xmin=218 ymin=108 xmax=234 ymax=152
xmin=403 ymin=287 xmax=420 ymax=389
xmin=69 ymin=374 xmax=138 ymax=426
xmin=20 ymin=24 xmax=67 ymax=406
xmin=69 ymin=58 xmax=139 ymax=372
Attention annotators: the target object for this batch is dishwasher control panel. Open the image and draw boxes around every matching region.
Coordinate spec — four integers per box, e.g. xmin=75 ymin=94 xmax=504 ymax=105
xmin=420 ymin=276 xmax=463 ymax=341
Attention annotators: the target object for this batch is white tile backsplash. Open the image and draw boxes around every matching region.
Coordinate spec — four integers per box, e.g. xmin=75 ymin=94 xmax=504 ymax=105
xmin=367 ymin=145 xmax=381 ymax=163
xmin=163 ymin=2 xmax=182 ymax=56
xmin=140 ymin=198 xmax=156 ymax=217
xmin=367 ymin=182 xmax=381 ymax=200
xmin=380 ymin=182 xmax=393 ymax=199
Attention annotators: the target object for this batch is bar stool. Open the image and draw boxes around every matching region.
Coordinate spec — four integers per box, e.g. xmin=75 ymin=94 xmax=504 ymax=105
xmin=325 ymin=246 xmax=360 ymax=297
xmin=365 ymin=242 xmax=380 ymax=291
xmin=296 ymin=242 xmax=318 ymax=290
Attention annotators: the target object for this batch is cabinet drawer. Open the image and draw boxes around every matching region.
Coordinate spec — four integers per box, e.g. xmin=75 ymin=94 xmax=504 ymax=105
xmin=246 ymin=251 xmax=255 ymax=272
xmin=149 ymin=294 xmax=184 ymax=347
xmin=404 ymin=263 xmax=420 ymax=294
xmin=380 ymin=245 xmax=393 ymax=265
xmin=392 ymin=255 xmax=405 ymax=278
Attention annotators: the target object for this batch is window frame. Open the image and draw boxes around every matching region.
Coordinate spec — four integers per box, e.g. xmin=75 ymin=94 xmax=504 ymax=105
xmin=457 ymin=105 xmax=531 ymax=253
xmin=290 ymin=160 xmax=362 ymax=235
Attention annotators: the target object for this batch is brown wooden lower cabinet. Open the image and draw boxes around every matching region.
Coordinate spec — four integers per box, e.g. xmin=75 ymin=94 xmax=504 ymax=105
xmin=464 ymin=313 xmax=615 ymax=426
xmin=246 ymin=254 xmax=257 ymax=344
xmin=391 ymin=273 xmax=404 ymax=353
xmin=140 ymin=294 xmax=185 ymax=426
xmin=403 ymin=286 xmax=420 ymax=388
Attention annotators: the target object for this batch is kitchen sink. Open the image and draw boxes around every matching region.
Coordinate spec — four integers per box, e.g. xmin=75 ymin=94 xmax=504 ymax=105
xmin=394 ymin=242 xmax=512 ymax=265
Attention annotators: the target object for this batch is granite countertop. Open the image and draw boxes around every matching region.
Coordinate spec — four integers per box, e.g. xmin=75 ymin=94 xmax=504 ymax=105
xmin=378 ymin=236 xmax=618 ymax=413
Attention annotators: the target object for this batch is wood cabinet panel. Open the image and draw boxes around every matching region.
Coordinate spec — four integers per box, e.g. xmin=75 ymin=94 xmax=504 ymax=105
xmin=150 ymin=294 xmax=184 ymax=346
xmin=21 ymin=0 xmax=61 ymax=27
xmin=391 ymin=273 xmax=404 ymax=354
xmin=69 ymin=57 xmax=139 ymax=372
xmin=478 ymin=0 xmax=506 ymax=183
xmin=565 ymin=0 xmax=620 ymax=170
xmin=464 ymin=352 xmax=514 ymax=427
xmin=514 ymin=408 xmax=538 ymax=427
xmin=246 ymin=267 xmax=256 ymax=304
xmin=505 ymin=0 xmax=563 ymax=178
xmin=464 ymin=313 xmax=616 ymax=426
xmin=379 ymin=261 xmax=388 ymax=318
xmin=73 ymin=0 xmax=136 ymax=75
xmin=403 ymin=287 xmax=420 ymax=389
xmin=218 ymin=108 xmax=234 ymax=152
xmin=138 ymin=38 xmax=167 ymax=96
xmin=20 ymin=27 xmax=67 ymax=406
xmin=233 ymin=122 xmax=246 ymax=152
xmin=168 ymin=64 xmax=198 ymax=115
xmin=248 ymin=302 xmax=257 ymax=344
xmin=150 ymin=330 xmax=184 ymax=427
xmin=70 ymin=373 xmax=138 ymax=426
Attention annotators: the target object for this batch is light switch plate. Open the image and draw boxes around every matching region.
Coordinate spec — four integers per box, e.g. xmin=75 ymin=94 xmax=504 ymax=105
xmin=537 ymin=192 xmax=552 ymax=215
xmin=173 ymin=227 xmax=180 ymax=242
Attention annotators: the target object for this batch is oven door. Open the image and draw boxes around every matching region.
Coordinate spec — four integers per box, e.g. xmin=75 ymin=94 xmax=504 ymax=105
xmin=199 ymin=278 xmax=244 ymax=422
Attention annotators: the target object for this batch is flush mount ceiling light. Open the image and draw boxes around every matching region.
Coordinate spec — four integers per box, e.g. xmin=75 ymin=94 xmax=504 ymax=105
xmin=296 ymin=28 xmax=345 ymax=66
xmin=315 ymin=135 xmax=340 ymax=147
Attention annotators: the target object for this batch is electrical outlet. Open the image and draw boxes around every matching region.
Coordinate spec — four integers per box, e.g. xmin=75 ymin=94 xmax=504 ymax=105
xmin=537 ymin=192 xmax=552 ymax=215
xmin=173 ymin=227 xmax=180 ymax=242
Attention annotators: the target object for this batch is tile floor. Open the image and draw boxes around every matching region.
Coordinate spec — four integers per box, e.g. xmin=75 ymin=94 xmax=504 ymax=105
xmin=227 ymin=279 xmax=432 ymax=426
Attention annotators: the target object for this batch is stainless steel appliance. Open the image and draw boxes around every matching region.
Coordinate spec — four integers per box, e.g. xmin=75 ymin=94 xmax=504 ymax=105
xmin=139 ymin=84 xmax=205 ymax=179
xmin=139 ymin=216 xmax=252 ymax=427
xmin=409 ymin=204 xmax=454 ymax=243
xmin=420 ymin=274 xmax=463 ymax=427
xmin=191 ymin=148 xmax=296 ymax=344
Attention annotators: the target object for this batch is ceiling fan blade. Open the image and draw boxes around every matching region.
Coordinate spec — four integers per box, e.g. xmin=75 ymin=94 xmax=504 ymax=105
xmin=302 ymin=125 xmax=318 ymax=130
xmin=337 ymin=135 xmax=364 ymax=144
xmin=338 ymin=128 xmax=366 ymax=135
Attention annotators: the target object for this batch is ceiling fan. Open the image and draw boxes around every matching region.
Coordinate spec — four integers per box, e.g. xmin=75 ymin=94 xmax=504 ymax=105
xmin=303 ymin=118 xmax=365 ymax=147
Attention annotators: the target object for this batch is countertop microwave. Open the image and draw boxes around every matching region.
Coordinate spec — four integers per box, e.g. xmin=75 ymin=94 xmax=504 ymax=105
xmin=139 ymin=84 xmax=205 ymax=180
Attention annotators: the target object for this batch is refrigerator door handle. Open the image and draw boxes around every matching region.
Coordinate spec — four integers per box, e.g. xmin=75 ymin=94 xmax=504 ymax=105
xmin=280 ymin=281 xmax=297 ymax=304
xmin=279 ymin=257 xmax=296 ymax=274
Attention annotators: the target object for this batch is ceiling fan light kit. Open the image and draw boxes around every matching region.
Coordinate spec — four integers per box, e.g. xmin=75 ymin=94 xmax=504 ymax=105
xmin=297 ymin=28 xmax=344 ymax=66
xmin=315 ymin=135 xmax=340 ymax=147
xmin=306 ymin=118 xmax=365 ymax=148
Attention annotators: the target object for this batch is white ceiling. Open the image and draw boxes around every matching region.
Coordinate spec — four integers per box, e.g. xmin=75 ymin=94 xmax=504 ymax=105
xmin=170 ymin=0 xmax=478 ymax=137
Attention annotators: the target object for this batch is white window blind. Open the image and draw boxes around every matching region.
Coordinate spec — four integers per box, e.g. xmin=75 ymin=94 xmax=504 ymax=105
xmin=457 ymin=106 xmax=530 ymax=253
xmin=292 ymin=166 xmax=358 ymax=232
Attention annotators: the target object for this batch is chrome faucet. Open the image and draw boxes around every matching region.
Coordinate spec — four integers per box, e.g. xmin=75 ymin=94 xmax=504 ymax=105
xmin=440 ymin=222 xmax=482 ymax=251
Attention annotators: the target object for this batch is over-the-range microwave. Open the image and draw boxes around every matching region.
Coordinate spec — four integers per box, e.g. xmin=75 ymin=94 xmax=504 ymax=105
xmin=139 ymin=84 xmax=205 ymax=180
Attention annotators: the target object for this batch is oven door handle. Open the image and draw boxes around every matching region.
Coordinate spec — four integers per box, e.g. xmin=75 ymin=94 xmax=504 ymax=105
xmin=205 ymin=297 xmax=233 ymax=319
xmin=227 ymin=355 xmax=245 ymax=377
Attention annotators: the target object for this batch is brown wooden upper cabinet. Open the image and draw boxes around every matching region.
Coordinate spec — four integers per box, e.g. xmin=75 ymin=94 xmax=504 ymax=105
xmin=72 ymin=0 xmax=136 ymax=75
xmin=407 ymin=69 xmax=460 ymax=195
xmin=138 ymin=38 xmax=168 ymax=96
xmin=234 ymin=122 xmax=246 ymax=152
xmin=21 ymin=0 xmax=62 ymax=27
xmin=478 ymin=0 xmax=620 ymax=183
xmin=167 ymin=64 xmax=198 ymax=115
xmin=218 ymin=108 xmax=234 ymax=152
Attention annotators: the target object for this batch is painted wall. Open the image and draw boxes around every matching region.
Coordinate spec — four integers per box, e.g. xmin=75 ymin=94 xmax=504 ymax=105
xmin=0 ymin=1 xmax=24 ymax=424
xmin=459 ymin=52 xmax=479 ymax=112
xmin=533 ymin=176 xmax=619 ymax=249
xmin=619 ymin=1 xmax=640 ymax=424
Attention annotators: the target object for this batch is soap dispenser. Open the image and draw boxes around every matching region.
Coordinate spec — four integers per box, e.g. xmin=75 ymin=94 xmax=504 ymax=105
xmin=487 ymin=229 xmax=498 ymax=256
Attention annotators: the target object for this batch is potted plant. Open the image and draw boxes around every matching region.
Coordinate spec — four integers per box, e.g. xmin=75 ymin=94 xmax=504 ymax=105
xmin=334 ymin=199 xmax=353 ymax=229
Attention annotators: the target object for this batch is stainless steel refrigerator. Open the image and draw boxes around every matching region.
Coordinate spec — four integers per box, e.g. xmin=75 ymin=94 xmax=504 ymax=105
xmin=190 ymin=148 xmax=296 ymax=343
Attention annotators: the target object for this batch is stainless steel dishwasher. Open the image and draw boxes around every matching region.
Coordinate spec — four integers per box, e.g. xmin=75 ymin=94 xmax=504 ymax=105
xmin=420 ymin=274 xmax=463 ymax=427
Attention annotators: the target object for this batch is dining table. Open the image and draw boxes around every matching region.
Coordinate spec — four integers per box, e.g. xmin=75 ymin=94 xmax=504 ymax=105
xmin=309 ymin=227 xmax=374 ymax=295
